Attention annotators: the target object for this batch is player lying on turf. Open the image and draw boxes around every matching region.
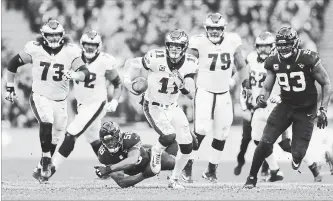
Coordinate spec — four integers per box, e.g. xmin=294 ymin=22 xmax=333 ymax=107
xmin=93 ymin=121 xmax=180 ymax=188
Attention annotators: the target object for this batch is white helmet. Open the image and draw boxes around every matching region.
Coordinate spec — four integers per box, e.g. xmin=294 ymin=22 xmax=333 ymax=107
xmin=80 ymin=30 xmax=102 ymax=59
xmin=40 ymin=19 xmax=65 ymax=49
xmin=204 ymin=13 xmax=227 ymax=44
xmin=255 ymin=32 xmax=275 ymax=61
xmin=165 ymin=29 xmax=189 ymax=62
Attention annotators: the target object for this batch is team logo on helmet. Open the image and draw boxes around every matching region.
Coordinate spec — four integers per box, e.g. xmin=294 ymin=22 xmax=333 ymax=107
xmin=165 ymin=29 xmax=189 ymax=62
xmin=204 ymin=13 xmax=227 ymax=44
xmin=40 ymin=19 xmax=65 ymax=49
xmin=80 ymin=30 xmax=102 ymax=59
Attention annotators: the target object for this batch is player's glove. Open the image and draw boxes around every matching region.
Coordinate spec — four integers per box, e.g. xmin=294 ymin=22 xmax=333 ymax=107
xmin=5 ymin=83 xmax=17 ymax=103
xmin=317 ymin=107 xmax=328 ymax=129
xmin=171 ymin=69 xmax=185 ymax=89
xmin=62 ymin=70 xmax=79 ymax=81
xmin=94 ymin=165 xmax=112 ymax=178
xmin=105 ymin=99 xmax=119 ymax=112
xmin=256 ymin=95 xmax=267 ymax=108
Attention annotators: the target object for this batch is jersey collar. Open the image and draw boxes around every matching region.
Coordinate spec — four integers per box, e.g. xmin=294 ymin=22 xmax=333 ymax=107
xmin=166 ymin=55 xmax=185 ymax=71
xmin=42 ymin=44 xmax=63 ymax=56
xmin=82 ymin=52 xmax=100 ymax=64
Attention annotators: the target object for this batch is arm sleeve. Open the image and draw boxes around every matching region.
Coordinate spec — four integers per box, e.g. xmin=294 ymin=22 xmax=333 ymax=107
xmin=7 ymin=54 xmax=25 ymax=73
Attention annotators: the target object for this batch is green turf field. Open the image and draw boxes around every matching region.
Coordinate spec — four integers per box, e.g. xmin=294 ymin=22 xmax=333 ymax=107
xmin=2 ymin=125 xmax=333 ymax=200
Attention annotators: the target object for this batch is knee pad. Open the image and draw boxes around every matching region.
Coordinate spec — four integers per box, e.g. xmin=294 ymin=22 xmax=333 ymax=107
xmin=254 ymin=140 xmax=259 ymax=146
xmin=39 ymin=122 xmax=53 ymax=152
xmin=211 ymin=139 xmax=225 ymax=151
xmin=279 ymin=138 xmax=291 ymax=153
xmin=194 ymin=132 xmax=205 ymax=150
xmin=158 ymin=134 xmax=176 ymax=147
xmin=179 ymin=143 xmax=193 ymax=154
xmin=257 ymin=141 xmax=273 ymax=158
xmin=58 ymin=133 xmax=77 ymax=158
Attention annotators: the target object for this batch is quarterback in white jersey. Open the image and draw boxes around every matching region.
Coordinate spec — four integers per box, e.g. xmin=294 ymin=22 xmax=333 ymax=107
xmin=49 ymin=30 xmax=122 ymax=181
xmin=5 ymin=19 xmax=89 ymax=182
xmin=124 ymin=29 xmax=198 ymax=189
xmin=182 ymin=13 xmax=248 ymax=183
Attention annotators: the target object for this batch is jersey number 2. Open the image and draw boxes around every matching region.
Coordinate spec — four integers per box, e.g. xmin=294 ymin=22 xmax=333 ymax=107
xmin=209 ymin=53 xmax=231 ymax=71
xmin=40 ymin=61 xmax=64 ymax=81
xmin=158 ymin=77 xmax=178 ymax=94
xmin=276 ymin=72 xmax=306 ymax=92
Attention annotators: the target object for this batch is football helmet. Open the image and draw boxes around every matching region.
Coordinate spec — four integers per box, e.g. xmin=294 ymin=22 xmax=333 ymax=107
xmin=255 ymin=32 xmax=275 ymax=61
xmin=40 ymin=19 xmax=65 ymax=49
xmin=204 ymin=13 xmax=227 ymax=44
xmin=80 ymin=30 xmax=102 ymax=59
xmin=99 ymin=121 xmax=122 ymax=153
xmin=165 ymin=29 xmax=189 ymax=62
xmin=275 ymin=27 xmax=300 ymax=59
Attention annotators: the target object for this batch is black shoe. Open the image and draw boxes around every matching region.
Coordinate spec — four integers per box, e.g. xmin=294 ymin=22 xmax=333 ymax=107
xmin=292 ymin=160 xmax=301 ymax=170
xmin=268 ymin=169 xmax=284 ymax=182
xmin=243 ymin=176 xmax=257 ymax=189
xmin=39 ymin=165 xmax=56 ymax=183
xmin=182 ymin=159 xmax=193 ymax=183
xmin=40 ymin=157 xmax=52 ymax=177
xmin=234 ymin=160 xmax=245 ymax=176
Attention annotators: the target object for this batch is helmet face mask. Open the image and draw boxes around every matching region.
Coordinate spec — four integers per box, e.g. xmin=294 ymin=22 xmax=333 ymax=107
xmin=204 ymin=13 xmax=227 ymax=44
xmin=80 ymin=30 xmax=102 ymax=59
xmin=255 ymin=31 xmax=275 ymax=61
xmin=40 ymin=19 xmax=65 ymax=49
xmin=275 ymin=27 xmax=299 ymax=59
xmin=99 ymin=122 xmax=122 ymax=154
xmin=256 ymin=44 xmax=273 ymax=60
xmin=165 ymin=29 xmax=189 ymax=63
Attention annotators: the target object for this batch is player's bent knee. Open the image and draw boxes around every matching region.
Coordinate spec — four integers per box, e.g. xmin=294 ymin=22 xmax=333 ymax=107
xmin=193 ymin=132 xmax=205 ymax=150
xmin=279 ymin=138 xmax=291 ymax=153
xmin=158 ymin=134 xmax=176 ymax=147
xmin=211 ymin=138 xmax=225 ymax=151
xmin=257 ymin=141 xmax=273 ymax=158
xmin=179 ymin=143 xmax=193 ymax=154
xmin=254 ymin=140 xmax=259 ymax=146
xmin=58 ymin=133 xmax=77 ymax=158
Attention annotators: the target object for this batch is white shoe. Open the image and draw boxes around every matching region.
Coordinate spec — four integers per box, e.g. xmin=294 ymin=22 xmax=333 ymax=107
xmin=150 ymin=147 xmax=162 ymax=174
xmin=168 ymin=178 xmax=185 ymax=189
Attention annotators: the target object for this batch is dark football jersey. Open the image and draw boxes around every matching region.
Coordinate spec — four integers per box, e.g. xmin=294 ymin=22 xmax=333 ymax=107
xmin=97 ymin=132 xmax=150 ymax=176
xmin=264 ymin=49 xmax=320 ymax=108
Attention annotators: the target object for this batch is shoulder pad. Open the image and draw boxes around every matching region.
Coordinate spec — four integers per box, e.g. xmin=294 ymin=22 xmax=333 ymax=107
xmin=101 ymin=52 xmax=116 ymax=63
xmin=186 ymin=53 xmax=199 ymax=64
xmin=122 ymin=132 xmax=141 ymax=149
xmin=246 ymin=51 xmax=257 ymax=63
xmin=301 ymin=49 xmax=320 ymax=66
xmin=65 ymin=43 xmax=82 ymax=57
xmin=24 ymin=41 xmax=41 ymax=55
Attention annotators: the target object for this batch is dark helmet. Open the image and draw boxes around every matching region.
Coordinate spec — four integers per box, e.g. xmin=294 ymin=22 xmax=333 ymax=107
xmin=99 ymin=121 xmax=122 ymax=153
xmin=275 ymin=27 xmax=300 ymax=59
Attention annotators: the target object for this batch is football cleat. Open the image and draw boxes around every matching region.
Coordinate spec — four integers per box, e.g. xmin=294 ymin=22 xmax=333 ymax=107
xmin=202 ymin=171 xmax=218 ymax=183
xmin=39 ymin=165 xmax=56 ymax=183
xmin=32 ymin=167 xmax=41 ymax=181
xmin=234 ymin=161 xmax=245 ymax=176
xmin=40 ymin=157 xmax=52 ymax=178
xmin=314 ymin=173 xmax=323 ymax=182
xmin=292 ymin=160 xmax=301 ymax=170
xmin=149 ymin=147 xmax=162 ymax=174
xmin=325 ymin=151 xmax=333 ymax=175
xmin=243 ymin=176 xmax=257 ymax=189
xmin=268 ymin=169 xmax=284 ymax=182
xmin=168 ymin=178 xmax=185 ymax=189
xmin=182 ymin=159 xmax=193 ymax=183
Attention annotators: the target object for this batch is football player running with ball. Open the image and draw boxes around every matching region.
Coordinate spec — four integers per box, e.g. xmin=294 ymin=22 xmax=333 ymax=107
xmin=182 ymin=13 xmax=248 ymax=183
xmin=123 ymin=29 xmax=199 ymax=189
xmin=45 ymin=30 xmax=122 ymax=182
xmin=5 ymin=19 xmax=89 ymax=182
xmin=94 ymin=121 xmax=177 ymax=188
xmin=244 ymin=27 xmax=331 ymax=189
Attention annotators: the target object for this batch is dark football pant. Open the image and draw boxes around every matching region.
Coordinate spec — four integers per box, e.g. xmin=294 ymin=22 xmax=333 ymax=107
xmin=237 ymin=119 xmax=252 ymax=163
xmin=262 ymin=103 xmax=316 ymax=164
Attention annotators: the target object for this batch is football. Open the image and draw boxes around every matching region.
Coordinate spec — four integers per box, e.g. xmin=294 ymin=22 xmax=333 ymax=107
xmin=132 ymin=77 xmax=148 ymax=95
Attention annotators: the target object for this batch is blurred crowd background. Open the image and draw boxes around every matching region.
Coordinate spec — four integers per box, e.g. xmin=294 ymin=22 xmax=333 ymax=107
xmin=1 ymin=0 xmax=332 ymax=128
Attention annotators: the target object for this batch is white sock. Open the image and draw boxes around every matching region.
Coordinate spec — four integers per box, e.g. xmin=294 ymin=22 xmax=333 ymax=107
xmin=171 ymin=150 xmax=191 ymax=180
xmin=42 ymin=152 xmax=51 ymax=158
xmin=154 ymin=141 xmax=166 ymax=153
xmin=189 ymin=150 xmax=197 ymax=160
xmin=265 ymin=153 xmax=279 ymax=171
xmin=303 ymin=155 xmax=314 ymax=166
xmin=52 ymin=151 xmax=66 ymax=169
xmin=37 ymin=161 xmax=42 ymax=169
xmin=208 ymin=146 xmax=222 ymax=164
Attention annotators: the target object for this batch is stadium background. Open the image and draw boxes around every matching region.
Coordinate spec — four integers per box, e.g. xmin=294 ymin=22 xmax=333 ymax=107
xmin=1 ymin=0 xmax=333 ymax=199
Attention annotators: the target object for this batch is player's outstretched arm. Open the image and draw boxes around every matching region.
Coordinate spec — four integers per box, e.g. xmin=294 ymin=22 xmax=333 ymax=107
xmin=110 ymin=171 xmax=146 ymax=188
xmin=5 ymin=51 xmax=32 ymax=102
xmin=123 ymin=57 xmax=148 ymax=95
xmin=64 ymin=57 xmax=89 ymax=82
xmin=231 ymin=46 xmax=248 ymax=89
xmin=312 ymin=62 xmax=332 ymax=110
xmin=105 ymin=69 xmax=123 ymax=112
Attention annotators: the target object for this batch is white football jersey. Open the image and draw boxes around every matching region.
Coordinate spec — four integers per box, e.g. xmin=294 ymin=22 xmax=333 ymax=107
xmin=74 ymin=53 xmax=116 ymax=105
xmin=189 ymin=32 xmax=242 ymax=93
xmin=142 ymin=49 xmax=199 ymax=105
xmin=24 ymin=41 xmax=82 ymax=100
xmin=247 ymin=51 xmax=280 ymax=106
